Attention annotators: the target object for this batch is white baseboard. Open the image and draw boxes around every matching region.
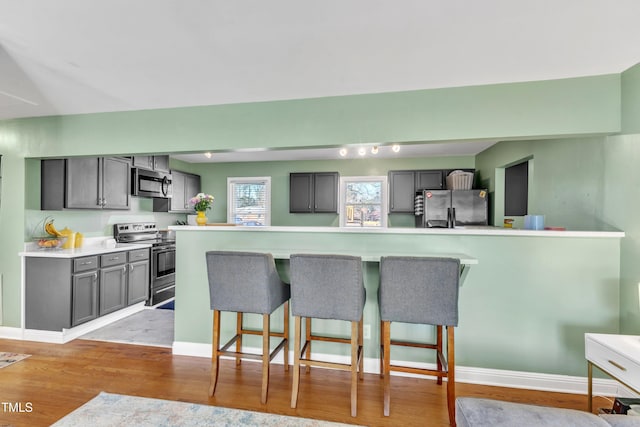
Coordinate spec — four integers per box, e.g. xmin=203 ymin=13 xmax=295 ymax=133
xmin=172 ymin=341 xmax=627 ymax=397
xmin=21 ymin=303 xmax=145 ymax=344
xmin=0 ymin=326 xmax=23 ymax=340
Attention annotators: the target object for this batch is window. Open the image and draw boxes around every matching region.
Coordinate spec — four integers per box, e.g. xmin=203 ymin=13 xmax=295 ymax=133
xmin=340 ymin=176 xmax=387 ymax=228
xmin=227 ymin=177 xmax=271 ymax=226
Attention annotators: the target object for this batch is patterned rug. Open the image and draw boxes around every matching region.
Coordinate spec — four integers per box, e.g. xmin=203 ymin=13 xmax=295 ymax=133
xmin=51 ymin=392 xmax=361 ymax=426
xmin=0 ymin=352 xmax=30 ymax=368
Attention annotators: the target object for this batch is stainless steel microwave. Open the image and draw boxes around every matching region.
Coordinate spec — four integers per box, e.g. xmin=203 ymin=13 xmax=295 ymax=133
xmin=131 ymin=168 xmax=172 ymax=198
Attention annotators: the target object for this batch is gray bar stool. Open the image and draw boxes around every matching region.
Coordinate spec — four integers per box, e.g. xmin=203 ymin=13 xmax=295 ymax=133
xmin=289 ymin=254 xmax=365 ymax=417
xmin=205 ymin=251 xmax=290 ymax=404
xmin=379 ymin=256 xmax=460 ymax=426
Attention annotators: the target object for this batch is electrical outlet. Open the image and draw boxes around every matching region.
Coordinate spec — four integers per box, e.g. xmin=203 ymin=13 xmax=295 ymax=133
xmin=363 ymin=324 xmax=371 ymax=340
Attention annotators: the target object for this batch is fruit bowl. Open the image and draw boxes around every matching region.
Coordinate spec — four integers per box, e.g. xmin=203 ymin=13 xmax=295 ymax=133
xmin=35 ymin=237 xmax=66 ymax=249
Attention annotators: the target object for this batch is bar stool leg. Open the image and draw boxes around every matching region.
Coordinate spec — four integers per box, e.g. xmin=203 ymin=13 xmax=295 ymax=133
xmin=291 ymin=316 xmax=302 ymax=408
xmin=379 ymin=320 xmax=384 ymax=378
xmin=437 ymin=325 xmax=443 ymax=385
xmin=383 ymin=320 xmax=391 ymax=416
xmin=358 ymin=317 xmax=364 ymax=380
xmin=447 ymin=326 xmax=456 ymax=427
xmin=236 ymin=312 xmax=243 ymax=366
xmin=305 ymin=317 xmax=312 ymax=373
xmin=209 ymin=310 xmax=221 ymax=396
xmin=260 ymin=314 xmax=270 ymax=404
xmin=350 ymin=320 xmax=358 ymax=417
xmin=283 ymin=301 xmax=290 ymax=371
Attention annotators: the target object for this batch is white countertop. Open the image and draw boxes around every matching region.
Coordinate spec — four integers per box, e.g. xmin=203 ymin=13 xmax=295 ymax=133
xmin=168 ymin=225 xmax=625 ymax=238
xmin=19 ymin=242 xmax=151 ymax=258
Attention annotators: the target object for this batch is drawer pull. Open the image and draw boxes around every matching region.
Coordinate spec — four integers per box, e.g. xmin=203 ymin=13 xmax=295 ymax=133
xmin=608 ymin=359 xmax=627 ymax=371
xmin=81 ymin=261 xmax=93 ymax=265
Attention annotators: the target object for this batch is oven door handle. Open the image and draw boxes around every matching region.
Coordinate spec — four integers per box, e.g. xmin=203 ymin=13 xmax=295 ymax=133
xmin=153 ymin=247 xmax=176 ymax=255
xmin=154 ymin=284 xmax=176 ymax=295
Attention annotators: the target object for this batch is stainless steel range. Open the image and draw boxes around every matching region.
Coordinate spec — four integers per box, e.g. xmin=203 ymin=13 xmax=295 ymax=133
xmin=113 ymin=222 xmax=176 ymax=306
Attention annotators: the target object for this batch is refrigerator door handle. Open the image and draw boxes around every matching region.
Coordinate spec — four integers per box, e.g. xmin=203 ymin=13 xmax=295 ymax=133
xmin=447 ymin=207 xmax=452 ymax=228
xmin=451 ymin=207 xmax=456 ymax=228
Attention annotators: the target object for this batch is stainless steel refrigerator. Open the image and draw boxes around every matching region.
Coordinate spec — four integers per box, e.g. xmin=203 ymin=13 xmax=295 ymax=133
xmin=414 ymin=189 xmax=489 ymax=228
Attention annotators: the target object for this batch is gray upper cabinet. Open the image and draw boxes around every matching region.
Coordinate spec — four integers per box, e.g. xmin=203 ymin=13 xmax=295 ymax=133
xmin=41 ymin=157 xmax=131 ymax=210
xmin=389 ymin=169 xmax=451 ymax=213
xmin=153 ymin=169 xmax=201 ymax=213
xmin=289 ymin=173 xmax=313 ymax=213
xmin=416 ymin=170 xmax=444 ymax=191
xmin=290 ymin=172 xmax=339 ymax=213
xmin=132 ymin=155 xmax=170 ymax=173
xmin=389 ymin=171 xmax=416 ymax=213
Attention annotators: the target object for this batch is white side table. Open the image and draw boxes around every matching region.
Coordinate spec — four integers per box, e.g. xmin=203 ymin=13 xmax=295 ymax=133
xmin=585 ymin=333 xmax=640 ymax=412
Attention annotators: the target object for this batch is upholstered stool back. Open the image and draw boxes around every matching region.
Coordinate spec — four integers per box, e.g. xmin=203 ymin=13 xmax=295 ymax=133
xmin=290 ymin=254 xmax=365 ymax=321
xmin=206 ymin=251 xmax=289 ymax=315
xmin=379 ymin=256 xmax=459 ymax=326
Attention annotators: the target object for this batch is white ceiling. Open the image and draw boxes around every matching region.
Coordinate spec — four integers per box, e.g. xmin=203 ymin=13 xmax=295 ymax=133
xmin=2 ymin=0 xmax=640 ymax=161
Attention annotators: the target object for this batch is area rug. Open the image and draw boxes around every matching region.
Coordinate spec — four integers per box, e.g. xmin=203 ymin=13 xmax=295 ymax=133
xmin=51 ymin=392 xmax=362 ymax=426
xmin=0 ymin=352 xmax=30 ymax=368
xmin=79 ymin=309 xmax=173 ymax=348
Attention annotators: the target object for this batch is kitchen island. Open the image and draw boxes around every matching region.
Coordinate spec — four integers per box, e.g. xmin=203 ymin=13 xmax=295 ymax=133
xmin=170 ymin=225 xmax=623 ymax=392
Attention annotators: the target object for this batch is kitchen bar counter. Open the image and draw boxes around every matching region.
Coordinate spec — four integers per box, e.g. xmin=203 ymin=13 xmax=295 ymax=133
xmin=169 ymin=224 xmax=624 ymax=238
xmin=19 ymin=242 xmax=151 ymax=258
xmin=171 ymin=224 xmax=623 ymax=386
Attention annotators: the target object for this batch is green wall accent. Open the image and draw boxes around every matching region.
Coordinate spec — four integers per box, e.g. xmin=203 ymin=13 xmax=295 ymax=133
xmin=0 ymin=73 xmax=626 ymax=336
xmin=175 ymin=228 xmax=620 ymax=376
xmin=8 ymin=74 xmax=621 ymax=159
xmin=601 ymin=133 xmax=640 ymax=334
xmin=194 ymin=156 xmax=475 ymax=227
xmin=475 ymin=136 xmax=608 ymax=230
xmin=622 ymin=62 xmax=640 ymax=134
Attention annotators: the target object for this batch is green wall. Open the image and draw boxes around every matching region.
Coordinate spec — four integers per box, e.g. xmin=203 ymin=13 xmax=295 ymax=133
xmin=176 ymin=228 xmax=620 ymax=377
xmin=475 ymin=136 xmax=609 ymax=230
xmin=622 ymin=62 xmax=640 ymax=134
xmin=195 ymin=156 xmax=474 ymax=227
xmin=0 ymin=73 xmax=626 ymax=335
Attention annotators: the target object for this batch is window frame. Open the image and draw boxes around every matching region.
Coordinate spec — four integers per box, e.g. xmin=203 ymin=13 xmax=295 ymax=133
xmin=339 ymin=175 xmax=388 ymax=228
xmin=226 ymin=176 xmax=272 ymax=226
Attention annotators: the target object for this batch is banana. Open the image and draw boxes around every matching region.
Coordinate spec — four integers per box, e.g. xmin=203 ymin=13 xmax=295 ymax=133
xmin=44 ymin=220 xmax=63 ymax=237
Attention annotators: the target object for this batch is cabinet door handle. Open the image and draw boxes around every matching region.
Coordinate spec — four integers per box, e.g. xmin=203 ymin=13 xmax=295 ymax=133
xmin=103 ymin=198 xmax=107 ymax=206
xmin=122 ymin=266 xmax=127 ymax=274
xmin=130 ymin=264 xmax=134 ymax=272
xmin=93 ymin=272 xmax=98 ymax=281
xmin=608 ymin=359 xmax=627 ymax=371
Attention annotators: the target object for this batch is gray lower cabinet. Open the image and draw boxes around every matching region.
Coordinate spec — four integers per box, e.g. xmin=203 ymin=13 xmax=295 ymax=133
xmin=72 ymin=269 xmax=99 ymax=326
xmin=99 ymin=263 xmax=127 ymax=316
xmin=25 ymin=249 xmax=150 ymax=331
xmin=127 ymin=249 xmax=150 ymax=305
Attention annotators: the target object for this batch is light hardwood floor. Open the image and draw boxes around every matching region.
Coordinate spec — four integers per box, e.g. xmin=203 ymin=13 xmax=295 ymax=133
xmin=0 ymin=338 xmax=608 ymax=426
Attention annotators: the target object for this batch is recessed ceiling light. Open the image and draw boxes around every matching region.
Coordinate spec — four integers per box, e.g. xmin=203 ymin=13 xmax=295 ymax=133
xmin=392 ymin=144 xmax=400 ymax=153
xmin=358 ymin=147 xmax=366 ymax=156
xmin=204 ymin=152 xmax=212 ymax=158
xmin=339 ymin=148 xmax=347 ymax=157
xmin=371 ymin=146 xmax=379 ymax=154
